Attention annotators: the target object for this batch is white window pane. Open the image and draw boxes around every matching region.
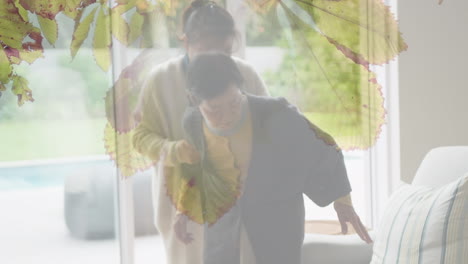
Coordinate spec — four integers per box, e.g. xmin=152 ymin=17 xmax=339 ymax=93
xmin=0 ymin=46 xmax=121 ymax=263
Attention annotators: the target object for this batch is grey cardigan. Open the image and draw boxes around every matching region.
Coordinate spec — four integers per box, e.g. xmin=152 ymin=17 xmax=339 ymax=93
xmin=182 ymin=95 xmax=351 ymax=264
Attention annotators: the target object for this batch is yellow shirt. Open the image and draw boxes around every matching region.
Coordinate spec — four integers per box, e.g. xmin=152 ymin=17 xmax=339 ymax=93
xmin=203 ymin=100 xmax=255 ymax=264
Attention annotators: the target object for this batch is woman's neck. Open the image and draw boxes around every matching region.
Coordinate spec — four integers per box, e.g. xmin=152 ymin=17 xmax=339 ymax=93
xmin=205 ymin=96 xmax=249 ymax=137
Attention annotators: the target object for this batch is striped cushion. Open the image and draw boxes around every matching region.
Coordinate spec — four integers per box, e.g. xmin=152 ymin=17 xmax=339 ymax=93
xmin=371 ymin=173 xmax=468 ymax=264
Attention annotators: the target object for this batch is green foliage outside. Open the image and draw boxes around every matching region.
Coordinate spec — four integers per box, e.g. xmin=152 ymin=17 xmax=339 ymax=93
xmin=261 ymin=13 xmax=360 ymax=112
xmin=0 ymin=119 xmax=106 ymax=162
xmin=0 ymin=0 xmax=407 ymax=164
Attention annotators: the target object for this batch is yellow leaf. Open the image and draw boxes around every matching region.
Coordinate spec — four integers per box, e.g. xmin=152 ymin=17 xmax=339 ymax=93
xmin=93 ymin=6 xmax=112 ymax=71
xmin=103 ymin=122 xmax=154 ymax=178
xmin=275 ymin=10 xmax=386 ymax=150
xmin=37 ymin=15 xmax=58 ymax=45
xmin=294 ymin=0 xmax=407 ymax=65
xmin=111 ymin=8 xmax=130 ymax=45
xmin=128 ymin=12 xmax=144 ymax=45
xmin=11 ymin=75 xmax=34 ymax=106
xmin=165 ymin=166 xmax=205 ymax=224
xmin=70 ymin=6 xmax=98 ymax=58
xmin=19 ymin=49 xmax=44 ymax=64
xmin=9 ymin=56 xmax=21 ymax=65
xmin=105 ymin=78 xmax=139 ymax=133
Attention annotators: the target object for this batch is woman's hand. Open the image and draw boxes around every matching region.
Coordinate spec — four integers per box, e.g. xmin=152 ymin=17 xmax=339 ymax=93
xmin=333 ymin=202 xmax=373 ymax=244
xmin=176 ymin=140 xmax=201 ymax=164
xmin=174 ymin=213 xmax=194 ymax=244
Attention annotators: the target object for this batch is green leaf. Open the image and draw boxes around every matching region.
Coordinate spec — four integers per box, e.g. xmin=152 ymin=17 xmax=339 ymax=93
xmin=0 ymin=48 xmax=12 ymax=83
xmin=37 ymin=15 xmax=58 ymax=45
xmin=14 ymin=0 xmax=29 ymax=21
xmin=93 ymin=6 xmax=111 ymax=71
xmin=0 ymin=83 xmax=6 ymax=98
xmin=128 ymin=12 xmax=144 ymax=45
xmin=0 ymin=1 xmax=38 ymax=49
xmin=0 ymin=1 xmax=43 ymax=70
xmin=111 ymin=8 xmax=130 ymax=45
xmin=11 ymin=75 xmax=34 ymax=106
xmin=70 ymin=6 xmax=98 ymax=58
xmin=291 ymin=0 xmax=407 ymax=65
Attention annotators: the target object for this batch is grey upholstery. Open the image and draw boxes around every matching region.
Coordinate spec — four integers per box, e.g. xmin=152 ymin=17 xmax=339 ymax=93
xmin=301 ymin=146 xmax=468 ymax=264
xmin=64 ymin=162 xmax=157 ymax=240
xmin=302 ymin=232 xmax=374 ymax=264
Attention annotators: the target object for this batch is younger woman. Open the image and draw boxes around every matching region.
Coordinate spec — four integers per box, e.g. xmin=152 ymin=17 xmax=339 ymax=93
xmin=132 ymin=1 xmax=269 ymax=264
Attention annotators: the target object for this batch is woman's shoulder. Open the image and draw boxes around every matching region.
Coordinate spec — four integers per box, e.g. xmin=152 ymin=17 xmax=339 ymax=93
xmin=231 ymin=56 xmax=258 ymax=78
xmin=137 ymin=55 xmax=186 ymax=103
xmin=149 ymin=55 xmax=185 ymax=78
xmin=232 ymin=56 xmax=258 ymax=78
xmin=231 ymin=56 xmax=253 ymax=69
xmin=247 ymin=95 xmax=291 ymax=114
xmin=231 ymin=56 xmax=268 ymax=96
xmin=248 ymin=95 xmax=337 ymax=145
xmin=142 ymin=55 xmax=185 ymax=87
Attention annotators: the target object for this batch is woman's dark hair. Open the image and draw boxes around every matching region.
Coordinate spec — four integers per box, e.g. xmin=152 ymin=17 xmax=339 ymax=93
xmin=186 ymin=53 xmax=244 ymax=103
xmin=182 ymin=0 xmax=236 ymax=44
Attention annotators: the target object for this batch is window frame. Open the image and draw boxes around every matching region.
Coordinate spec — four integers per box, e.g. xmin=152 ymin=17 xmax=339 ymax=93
xmin=116 ymin=0 xmax=403 ymax=262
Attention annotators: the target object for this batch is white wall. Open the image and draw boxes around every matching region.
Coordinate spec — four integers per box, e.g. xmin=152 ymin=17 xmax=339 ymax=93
xmin=398 ymin=1 xmax=468 ymax=183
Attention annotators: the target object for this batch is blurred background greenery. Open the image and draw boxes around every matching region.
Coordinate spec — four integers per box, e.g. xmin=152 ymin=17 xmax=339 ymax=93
xmin=0 ymin=4 xmax=360 ymax=161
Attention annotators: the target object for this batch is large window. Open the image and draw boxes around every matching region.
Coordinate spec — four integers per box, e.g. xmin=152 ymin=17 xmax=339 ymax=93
xmin=0 ymin=0 xmax=401 ymax=263
xmin=0 ymin=14 xmax=121 ymax=263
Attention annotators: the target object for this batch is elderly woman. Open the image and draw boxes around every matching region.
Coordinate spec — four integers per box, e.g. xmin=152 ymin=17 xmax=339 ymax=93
xmin=181 ymin=53 xmax=372 ymax=264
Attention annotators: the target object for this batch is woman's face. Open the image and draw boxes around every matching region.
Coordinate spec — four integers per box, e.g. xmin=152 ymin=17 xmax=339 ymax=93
xmin=198 ymin=84 xmax=244 ymax=131
xmin=186 ymin=36 xmax=234 ymax=59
